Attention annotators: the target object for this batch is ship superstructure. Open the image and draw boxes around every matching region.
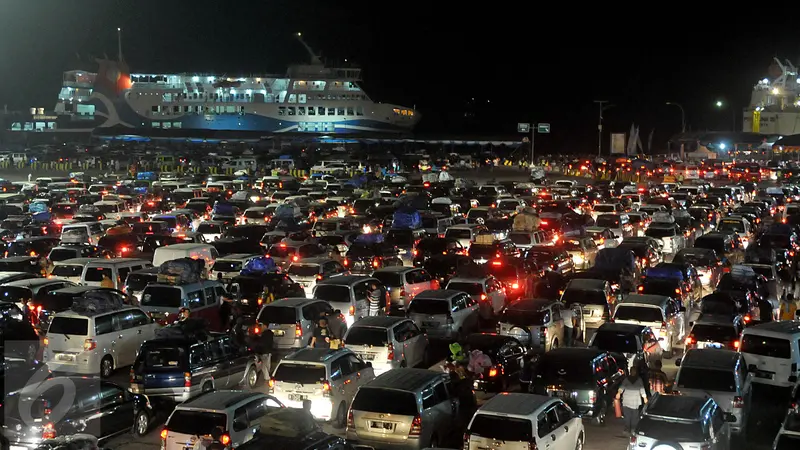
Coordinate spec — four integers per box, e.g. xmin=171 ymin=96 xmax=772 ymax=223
xmin=744 ymin=57 xmax=800 ymax=136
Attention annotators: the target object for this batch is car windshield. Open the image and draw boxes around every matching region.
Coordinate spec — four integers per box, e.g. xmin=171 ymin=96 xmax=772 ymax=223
xmin=645 ymin=227 xmax=675 ymax=238
xmin=676 ymin=367 xmax=737 ymax=392
xmin=288 ymin=265 xmax=320 ymax=277
xmin=167 ymin=410 xmax=227 ymax=436
xmin=691 ymin=324 xmax=737 ymax=341
xmin=596 ymin=216 xmax=620 ymax=228
xmin=313 ymin=285 xmax=351 ymax=302
xmin=614 ymin=305 xmax=663 ymax=322
xmin=536 ymin=358 xmax=592 ymax=383
xmin=345 ymin=327 xmax=389 ymax=346
xmin=592 ymin=331 xmax=639 ymax=353
xmin=408 ymin=299 xmax=450 ymax=315
xmin=469 ymin=414 xmax=532 ymax=442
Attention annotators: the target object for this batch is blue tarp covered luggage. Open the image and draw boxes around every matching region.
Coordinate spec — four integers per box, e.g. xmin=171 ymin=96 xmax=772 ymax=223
xmin=241 ymin=256 xmax=278 ymax=275
xmin=355 ymin=233 xmax=385 ymax=244
xmin=212 ymin=202 xmax=235 ymax=216
xmin=644 ymin=266 xmax=684 ymax=281
xmin=31 ymin=211 xmax=51 ymax=223
xmin=274 ymin=204 xmax=298 ymax=220
xmin=28 ymin=202 xmax=48 ymax=213
xmin=392 ymin=207 xmax=422 ymax=229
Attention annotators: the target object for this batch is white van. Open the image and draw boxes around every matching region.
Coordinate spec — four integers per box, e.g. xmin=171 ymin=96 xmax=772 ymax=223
xmin=153 ymin=243 xmax=219 ymax=277
xmin=740 ymin=321 xmax=800 ymax=388
xmin=50 ymin=258 xmax=94 ymax=284
xmin=94 ymin=199 xmax=126 ymax=220
xmin=222 ymin=158 xmax=256 ymax=173
xmin=81 ymin=258 xmax=151 ymax=290
xmin=44 ymin=306 xmax=159 ymax=377
xmin=61 ymin=222 xmax=104 ymax=245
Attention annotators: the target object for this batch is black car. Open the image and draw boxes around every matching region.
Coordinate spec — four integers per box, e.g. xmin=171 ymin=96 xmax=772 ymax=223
xmin=589 ymin=323 xmax=663 ymax=373
xmin=461 ymin=333 xmax=525 ymax=392
xmin=3 ymin=377 xmax=136 ymax=445
xmin=228 ymin=273 xmax=305 ymax=315
xmin=411 ymin=237 xmax=464 ymax=267
xmin=2 ymin=357 xmax=48 ymax=395
xmin=422 ymin=254 xmax=476 ymax=285
xmin=0 ymin=302 xmax=40 ymax=361
xmin=344 ymin=242 xmax=403 ymax=273
xmin=530 ymin=348 xmax=625 ymax=424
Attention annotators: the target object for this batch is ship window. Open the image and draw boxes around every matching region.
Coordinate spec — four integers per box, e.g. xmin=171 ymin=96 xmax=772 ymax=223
xmin=151 ymin=106 xmax=159 ymax=113
xmin=347 ymin=107 xmax=354 ymax=116
xmin=288 ymin=94 xmax=297 ymax=103
xmin=162 ymin=122 xmax=171 ymax=129
xmin=173 ymin=122 xmax=182 ymax=128
xmin=278 ymin=107 xmax=286 ymax=116
xmin=328 ymin=107 xmax=335 ymax=116
xmin=184 ymin=106 xmax=191 ymax=113
xmin=337 ymin=107 xmax=344 ymax=115
xmin=318 ymin=107 xmax=326 ymax=116
xmin=225 ymin=106 xmax=235 ymax=113
xmin=152 ymin=122 xmax=161 ymax=128
xmin=298 ymin=107 xmax=305 ymax=115
xmin=307 ymin=107 xmax=315 ymax=116
xmin=356 ymin=106 xmax=364 ymax=116
xmin=393 ymin=108 xmax=400 ymax=115
xmin=288 ymin=107 xmax=296 ymax=116
xmin=173 ymin=106 xmax=180 ymax=113
xmin=299 ymin=94 xmax=307 ymax=104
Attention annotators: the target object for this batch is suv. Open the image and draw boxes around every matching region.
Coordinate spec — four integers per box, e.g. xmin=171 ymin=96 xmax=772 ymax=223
xmin=257 ymin=297 xmax=347 ymax=352
xmin=270 ymin=348 xmax=375 ymax=427
xmin=343 ymin=316 xmax=429 ymax=375
xmin=161 ymin=391 xmax=283 ymax=450
xmin=631 ymin=393 xmax=736 ymax=449
xmin=464 ymin=393 xmax=584 ymax=450
xmin=346 ymin=368 xmax=466 ymax=449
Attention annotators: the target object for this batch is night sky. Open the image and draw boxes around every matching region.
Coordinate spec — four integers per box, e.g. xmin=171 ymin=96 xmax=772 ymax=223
xmin=1 ymin=1 xmax=799 ymax=153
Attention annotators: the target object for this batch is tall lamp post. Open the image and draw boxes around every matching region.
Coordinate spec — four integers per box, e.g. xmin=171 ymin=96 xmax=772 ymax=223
xmin=666 ymin=102 xmax=686 ymax=158
xmin=594 ymin=100 xmax=614 ymax=157
xmin=715 ymin=100 xmax=737 ymax=132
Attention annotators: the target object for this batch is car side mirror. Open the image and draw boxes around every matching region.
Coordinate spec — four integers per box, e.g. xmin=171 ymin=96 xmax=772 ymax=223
xmin=674 ymin=358 xmax=681 ymax=367
xmin=365 ymin=361 xmax=373 ymax=368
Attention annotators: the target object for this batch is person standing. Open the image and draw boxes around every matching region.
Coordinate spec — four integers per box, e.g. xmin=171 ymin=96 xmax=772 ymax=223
xmin=561 ymin=305 xmax=574 ymax=347
xmin=309 ymin=317 xmax=332 ymax=348
xmin=367 ymin=282 xmax=382 ymax=316
xmin=616 ymin=367 xmax=648 ymax=435
xmin=648 ymin=360 xmax=668 ymax=395
xmin=519 ymin=351 xmax=536 ymax=393
xmin=780 ymin=292 xmax=797 ymax=321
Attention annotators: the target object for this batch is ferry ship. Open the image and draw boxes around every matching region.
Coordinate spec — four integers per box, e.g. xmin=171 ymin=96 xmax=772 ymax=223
xmin=7 ymin=34 xmax=419 ymax=137
xmin=744 ymin=57 xmax=800 ymax=136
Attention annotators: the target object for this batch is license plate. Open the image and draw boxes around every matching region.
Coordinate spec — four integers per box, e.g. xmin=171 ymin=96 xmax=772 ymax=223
xmin=756 ymin=371 xmax=774 ymax=379
xmin=701 ymin=342 xmax=722 ymax=349
xmin=370 ymin=421 xmax=394 ymax=431
xmin=550 ymin=390 xmax=570 ymax=399
xmin=360 ymin=353 xmax=375 ymax=361
xmin=57 ymin=353 xmax=74 ymax=361
xmin=473 ymin=380 xmax=480 ymax=389
xmin=422 ymin=321 xmax=437 ymax=328
xmin=289 ymin=394 xmax=308 ymax=401
xmin=583 ymin=309 xmax=593 ymax=316
xmin=273 ymin=330 xmax=285 ymax=336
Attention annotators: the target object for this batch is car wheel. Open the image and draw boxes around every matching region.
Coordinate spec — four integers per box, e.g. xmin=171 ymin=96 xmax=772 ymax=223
xmin=245 ymin=366 xmax=259 ymax=389
xmin=334 ymin=402 xmax=347 ymax=429
xmin=428 ymin=435 xmax=439 ymax=448
xmin=575 ymin=432 xmax=584 ymax=450
xmin=551 ymin=339 xmax=559 ymax=351
xmin=400 ymin=359 xmax=407 ymax=368
xmin=134 ymin=410 xmax=150 ymax=437
xmin=100 ymin=356 xmax=114 ymax=378
xmin=664 ymin=340 xmax=674 ymax=359
xmin=202 ymin=382 xmax=213 ymax=392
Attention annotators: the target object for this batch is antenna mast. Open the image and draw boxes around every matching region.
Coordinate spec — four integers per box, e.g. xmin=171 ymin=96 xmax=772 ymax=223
xmin=117 ymin=27 xmax=124 ymax=62
xmin=295 ymin=32 xmax=322 ymax=65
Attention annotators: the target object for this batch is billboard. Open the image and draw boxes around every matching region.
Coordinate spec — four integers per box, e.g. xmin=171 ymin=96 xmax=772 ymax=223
xmin=610 ymin=133 xmax=626 ymax=154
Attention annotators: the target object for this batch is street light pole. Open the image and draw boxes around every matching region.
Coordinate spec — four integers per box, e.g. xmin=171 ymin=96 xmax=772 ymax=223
xmin=666 ymin=102 xmax=686 ymax=159
xmin=715 ymin=100 xmax=736 ymax=132
xmin=594 ymin=100 xmax=609 ymax=157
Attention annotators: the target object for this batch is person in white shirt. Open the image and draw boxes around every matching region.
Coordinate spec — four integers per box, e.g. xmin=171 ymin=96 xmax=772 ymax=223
xmin=616 ymin=367 xmax=648 ymax=434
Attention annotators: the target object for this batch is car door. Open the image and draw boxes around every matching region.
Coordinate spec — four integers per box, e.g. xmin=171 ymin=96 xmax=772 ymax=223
xmin=487 ymin=278 xmax=505 ymax=315
xmin=223 ymin=335 xmax=250 ymax=387
xmin=549 ymin=304 xmax=565 ymax=348
xmin=498 ymin=340 xmax=524 ymax=376
xmin=554 ymin=401 xmax=579 ymax=448
xmin=406 ymin=321 xmax=428 ymax=367
xmin=98 ymin=382 xmax=134 ymax=436
xmin=206 ymin=337 xmax=232 ymax=388
xmin=540 ymin=405 xmax=567 ymax=450
xmin=346 ymin=353 xmax=374 ymax=389
xmin=329 ymin=357 xmax=352 ymax=406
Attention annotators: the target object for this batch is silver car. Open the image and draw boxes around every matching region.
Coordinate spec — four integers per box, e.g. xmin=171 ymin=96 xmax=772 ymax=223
xmin=407 ymin=289 xmax=480 ymax=340
xmin=632 ymin=393 xmax=736 ymax=449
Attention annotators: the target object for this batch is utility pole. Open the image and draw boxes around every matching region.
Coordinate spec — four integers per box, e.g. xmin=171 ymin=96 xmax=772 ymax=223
xmin=117 ymin=27 xmax=124 ymax=62
xmin=594 ymin=100 xmax=609 ymax=157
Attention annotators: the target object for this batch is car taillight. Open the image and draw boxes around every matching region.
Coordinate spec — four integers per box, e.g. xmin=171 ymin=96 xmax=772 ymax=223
xmin=511 ymin=282 xmax=519 ymax=289
xmin=130 ymin=368 xmax=135 ymax=383
xmin=84 ymin=339 xmax=97 ymax=351
xmin=160 ymin=428 xmax=168 ymax=441
xmin=343 ymin=259 xmax=349 ymax=266
xmin=295 ymin=322 xmax=302 ymax=337
xmin=588 ymin=390 xmax=597 ymax=404
xmin=268 ymin=378 xmax=275 ymax=392
xmin=43 ymin=337 xmax=49 ymax=346
xmin=685 ymin=336 xmax=695 ymax=346
xmin=480 ymin=293 xmax=487 ymax=301
xmin=733 ymin=396 xmax=744 ymax=408
xmin=220 ymin=434 xmax=231 ymax=446
xmin=733 ymin=340 xmax=740 ymax=349
xmin=660 ymin=321 xmax=667 ymax=333
xmin=347 ymin=409 xmax=354 ymax=429
xmin=488 ymin=367 xmax=499 ymax=377
xmin=322 ymin=380 xmax=332 ymax=397
xmin=42 ymin=422 xmax=56 ymax=439
xmin=184 ymin=372 xmax=191 ymax=388
xmin=630 ymin=436 xmax=637 ymax=447
xmin=372 ymin=258 xmax=380 ymax=268
xmin=387 ymin=343 xmax=395 ymax=359
xmin=409 ymin=415 xmax=422 ymax=436
xmin=446 ymin=315 xmax=454 ymax=324
xmin=540 ymin=327 xmax=547 ymax=337
xmin=413 ymin=249 xmax=418 ymax=256
xmin=316 ymin=274 xmax=323 ymax=281
xmin=744 ymin=314 xmax=751 ymax=323
xmin=348 ymin=305 xmax=355 ymax=316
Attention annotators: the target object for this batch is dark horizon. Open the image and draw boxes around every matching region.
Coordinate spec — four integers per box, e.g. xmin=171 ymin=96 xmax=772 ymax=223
xmin=2 ymin=2 xmax=799 ymax=152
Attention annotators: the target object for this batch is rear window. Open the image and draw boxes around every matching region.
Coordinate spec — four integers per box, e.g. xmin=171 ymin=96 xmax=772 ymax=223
xmin=500 ymin=308 xmax=548 ymax=326
xmin=351 ymin=388 xmax=418 ymax=416
xmin=561 ymin=289 xmax=607 ymax=306
xmin=212 ymin=261 xmax=242 ymax=272
xmin=141 ymin=286 xmax=183 ymax=308
xmin=591 ymin=331 xmax=639 ymax=354
xmin=446 ymin=282 xmax=484 ymax=296
xmin=372 ymin=272 xmax=403 ymax=287
xmin=468 ymin=244 xmax=496 ymax=258
xmin=676 ymin=368 xmax=736 ymax=392
xmin=536 ymin=358 xmax=592 ymax=383
xmin=508 ymin=232 xmax=531 ymax=245
xmin=273 ymin=363 xmax=326 ymax=384
xmin=197 ymin=223 xmax=221 ymax=233
xmin=718 ymin=221 xmax=745 ymax=233
xmin=614 ymin=305 xmax=663 ymax=323
xmin=48 ymin=249 xmax=78 ymax=262
xmin=776 ymin=434 xmax=800 ymax=450
xmin=408 ymin=299 xmax=450 ymax=315
xmin=594 ymin=205 xmax=615 ymax=213
xmin=125 ymin=273 xmax=156 ymax=292
xmin=345 ymin=327 xmax=389 ymax=346
xmin=48 ymin=316 xmax=89 ymax=336
xmin=691 ymin=324 xmax=737 ymax=342
xmin=635 ymin=416 xmax=705 ymax=441
xmin=385 ymin=230 xmax=414 ymax=247
xmin=141 ymin=346 xmax=187 ymax=370
xmin=469 ymin=414 xmax=532 ymax=442
xmin=741 ymin=334 xmax=791 ymax=359
xmin=0 ymin=286 xmax=33 ymax=304
xmin=595 ymin=216 xmax=620 ymax=228
xmin=445 ymin=229 xmax=472 ymax=240
xmin=167 ymin=410 xmax=226 ymax=436
xmin=313 ymin=285 xmax=351 ymax=302
xmin=84 ymin=266 xmax=112 ymax=282
xmin=52 ymin=264 xmax=84 ymax=277
xmin=259 ymin=305 xmax=298 ymax=324
xmin=244 ymin=210 xmax=265 ymax=218
xmin=645 ymin=227 xmax=676 ymax=238
xmin=288 ymin=265 xmax=320 ymax=277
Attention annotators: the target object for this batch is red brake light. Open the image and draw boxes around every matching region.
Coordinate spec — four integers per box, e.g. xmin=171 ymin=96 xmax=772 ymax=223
xmin=42 ymin=422 xmax=56 ymax=439
xmin=220 ymin=434 xmax=231 ymax=445
xmin=292 ymin=255 xmax=299 ymax=262
xmin=348 ymin=305 xmax=355 ymax=316
xmin=160 ymin=429 xmax=168 ymax=440
xmin=511 ymin=282 xmax=519 ymax=289
xmin=491 ymin=260 xmax=502 ymax=266
xmin=488 ymin=367 xmax=499 ymax=377
xmin=184 ymin=372 xmax=191 ymax=388
xmin=685 ymin=336 xmax=695 ymax=346
xmin=409 ymin=415 xmax=422 ymax=436
xmin=295 ymin=322 xmax=302 ymax=337
xmin=733 ymin=340 xmax=740 ymax=349
xmin=480 ymin=294 xmax=487 ymax=301
xmin=733 ymin=396 xmax=744 ymax=408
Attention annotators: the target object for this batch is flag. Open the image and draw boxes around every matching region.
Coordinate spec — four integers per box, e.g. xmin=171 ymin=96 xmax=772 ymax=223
xmin=626 ymin=124 xmax=637 ymax=156
xmin=635 ymin=127 xmax=643 ymax=155
xmin=647 ymin=129 xmax=654 ymax=153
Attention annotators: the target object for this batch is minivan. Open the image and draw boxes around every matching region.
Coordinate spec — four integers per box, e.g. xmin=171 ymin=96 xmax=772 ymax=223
xmin=312 ymin=275 xmax=389 ymax=326
xmin=612 ymin=294 xmax=686 ymax=357
xmin=257 ymin=297 xmax=347 ymax=351
xmin=739 ymin=321 xmax=800 ymax=388
xmin=81 ymin=258 xmax=151 ymax=290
